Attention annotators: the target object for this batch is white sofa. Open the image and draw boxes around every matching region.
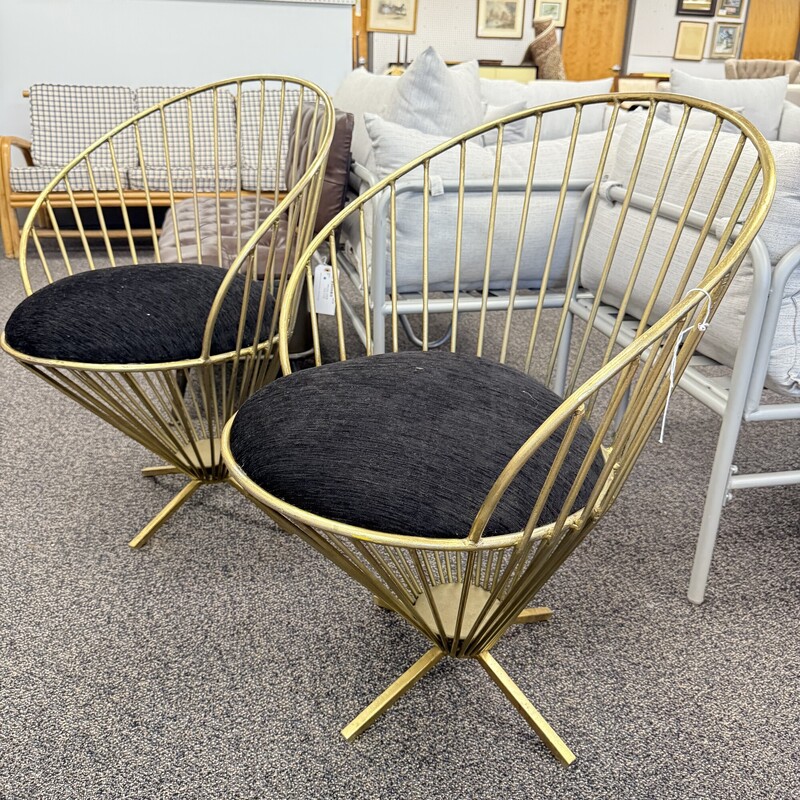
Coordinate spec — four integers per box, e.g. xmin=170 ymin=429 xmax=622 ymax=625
xmin=331 ymin=55 xmax=800 ymax=605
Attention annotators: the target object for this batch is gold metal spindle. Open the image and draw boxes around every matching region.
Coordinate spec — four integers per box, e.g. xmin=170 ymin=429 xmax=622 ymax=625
xmin=84 ymin=158 xmax=115 ymax=266
xmin=451 ymin=142 xmax=467 ymax=352
xmin=500 ymin=117 xmax=540 ymax=364
xmin=527 ymin=108 xmax=582 ymax=367
xmin=544 ymin=105 xmax=619 ymax=385
xmin=567 ymin=105 xmax=659 ymax=392
xmin=108 ymin=137 xmax=136 ymax=263
xmin=390 ymin=183 xmax=399 ymax=352
xmin=63 ymin=174 xmax=94 ymax=270
xmin=477 ymin=127 xmax=504 ymax=358
xmin=358 ymin=206 xmax=372 ymax=354
xmin=329 ymin=234 xmax=347 ymax=361
xmin=133 ymin=121 xmax=161 ymax=257
xmin=422 ymin=160 xmax=430 ymax=351
xmin=44 ymin=199 xmax=72 ymax=275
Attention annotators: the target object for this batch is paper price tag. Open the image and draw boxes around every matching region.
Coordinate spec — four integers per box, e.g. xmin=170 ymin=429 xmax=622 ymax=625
xmin=429 ymin=174 xmax=444 ymax=197
xmin=313 ymin=263 xmax=336 ymax=316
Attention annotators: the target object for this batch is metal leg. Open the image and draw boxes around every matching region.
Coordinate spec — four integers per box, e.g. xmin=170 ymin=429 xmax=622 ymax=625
xmin=141 ymin=465 xmax=183 ymax=477
xmin=129 ymin=479 xmax=202 ymax=549
xmin=476 ymin=651 xmax=576 ymax=766
xmin=687 ymin=399 xmax=745 ymax=604
xmin=513 ymin=607 xmax=553 ymax=624
xmin=341 ymin=647 xmax=445 ymax=741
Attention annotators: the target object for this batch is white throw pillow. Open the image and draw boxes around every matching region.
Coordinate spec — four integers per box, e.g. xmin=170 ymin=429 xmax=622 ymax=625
xmin=384 ymin=46 xmax=484 ymax=137
xmin=363 ymin=113 xmax=494 ymax=180
xmin=669 ymin=69 xmax=788 ymax=141
xmin=778 ymin=100 xmax=800 ymax=144
xmin=479 ymin=78 xmax=528 ymax=108
xmin=524 ymin=78 xmax=613 ymax=139
xmin=333 ymin=67 xmax=399 ymax=165
xmin=480 ymin=101 xmax=528 ymax=147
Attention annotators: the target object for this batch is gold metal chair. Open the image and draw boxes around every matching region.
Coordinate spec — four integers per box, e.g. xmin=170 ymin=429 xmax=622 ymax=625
xmin=1 ymin=76 xmax=335 ymax=548
xmin=222 ymin=95 xmax=775 ymax=764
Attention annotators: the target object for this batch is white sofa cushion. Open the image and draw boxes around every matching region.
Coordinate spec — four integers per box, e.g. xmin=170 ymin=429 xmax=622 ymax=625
xmin=361 ymin=114 xmax=613 ymax=292
xmin=669 ymin=69 xmax=788 ymax=141
xmin=134 ymin=86 xmax=238 ymax=167
xmin=580 ymin=112 xmax=800 ymax=395
xmin=384 ymin=47 xmax=483 ymax=138
xmin=524 ymin=78 xmax=613 ymax=139
xmin=480 ymin=101 xmax=528 ymax=146
xmin=333 ymin=68 xmax=398 ymax=166
xmin=778 ymin=100 xmax=800 ymax=144
xmin=28 ymin=84 xmax=137 ymax=169
xmin=478 ymin=77 xmax=613 ymax=140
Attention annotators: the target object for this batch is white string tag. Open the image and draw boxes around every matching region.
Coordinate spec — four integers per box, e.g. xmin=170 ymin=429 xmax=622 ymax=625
xmin=659 ymin=288 xmax=713 ymax=444
xmin=313 ymin=263 xmax=336 ymax=316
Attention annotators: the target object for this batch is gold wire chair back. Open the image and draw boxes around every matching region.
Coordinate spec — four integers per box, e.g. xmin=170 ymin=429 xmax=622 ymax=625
xmin=3 ymin=76 xmax=335 ymax=547
xmin=224 ymin=93 xmax=774 ymax=762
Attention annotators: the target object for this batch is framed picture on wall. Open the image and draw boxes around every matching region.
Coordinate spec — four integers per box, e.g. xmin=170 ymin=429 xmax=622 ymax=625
xmin=476 ymin=0 xmax=525 ymax=39
xmin=716 ymin=0 xmax=744 ymax=18
xmin=366 ymin=0 xmax=418 ymax=34
xmin=533 ymin=0 xmax=568 ymax=28
xmin=675 ymin=0 xmax=715 ymax=15
xmin=673 ymin=20 xmax=708 ymax=60
xmin=710 ymin=22 xmax=743 ymax=58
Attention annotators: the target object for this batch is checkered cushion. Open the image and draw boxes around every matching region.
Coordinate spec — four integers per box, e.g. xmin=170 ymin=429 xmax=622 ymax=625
xmin=9 ymin=165 xmax=128 ymax=193
xmin=127 ymin=166 xmax=238 ymax=193
xmin=239 ymin=167 xmax=282 ymax=192
xmin=134 ymin=87 xmax=237 ymax=167
xmin=29 ymin=84 xmax=137 ymax=168
xmin=239 ymin=89 xmax=300 ymax=190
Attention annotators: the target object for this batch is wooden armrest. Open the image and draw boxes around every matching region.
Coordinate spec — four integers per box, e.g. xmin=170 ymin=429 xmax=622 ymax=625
xmin=1 ymin=136 xmax=34 ymax=168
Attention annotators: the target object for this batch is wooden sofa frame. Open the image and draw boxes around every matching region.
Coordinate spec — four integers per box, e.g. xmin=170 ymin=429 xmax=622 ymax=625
xmin=0 ymin=133 xmax=266 ymax=259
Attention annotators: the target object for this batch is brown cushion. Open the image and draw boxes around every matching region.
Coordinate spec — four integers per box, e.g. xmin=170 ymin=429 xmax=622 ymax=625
xmin=286 ymin=106 xmax=354 ymax=232
xmin=158 ymin=107 xmax=354 ymax=273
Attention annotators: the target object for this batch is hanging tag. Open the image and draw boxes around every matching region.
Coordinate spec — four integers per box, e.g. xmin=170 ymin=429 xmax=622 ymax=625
xmin=429 ymin=175 xmax=444 ymax=197
xmin=313 ymin=263 xmax=336 ymax=316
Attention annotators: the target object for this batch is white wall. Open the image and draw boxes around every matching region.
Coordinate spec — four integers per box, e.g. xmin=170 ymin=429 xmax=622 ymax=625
xmin=0 ymin=0 xmax=352 ymax=139
xmin=626 ymin=0 xmax=750 ymax=77
xmin=370 ymin=0 xmax=541 ymax=74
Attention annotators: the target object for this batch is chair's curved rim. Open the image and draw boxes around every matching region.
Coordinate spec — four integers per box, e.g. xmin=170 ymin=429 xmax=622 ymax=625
xmin=221 ymin=414 xmax=600 ymax=551
xmin=0 ymin=329 xmax=276 ymax=373
xmin=279 ymin=91 xmax=776 ymax=373
xmin=262 ymin=92 xmax=776 ymax=545
xmin=17 ymin=74 xmax=335 ymax=296
xmin=14 ymin=75 xmax=335 ymax=369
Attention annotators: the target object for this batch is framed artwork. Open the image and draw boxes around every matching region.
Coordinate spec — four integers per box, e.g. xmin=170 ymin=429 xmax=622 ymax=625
xmin=716 ymin=0 xmax=744 ymax=18
xmin=675 ymin=0 xmax=715 ymax=15
xmin=533 ymin=0 xmax=567 ymax=28
xmin=710 ymin=22 xmax=743 ymax=58
xmin=366 ymin=0 xmax=418 ymax=34
xmin=673 ymin=20 xmax=708 ymax=60
xmin=476 ymin=0 xmax=525 ymax=39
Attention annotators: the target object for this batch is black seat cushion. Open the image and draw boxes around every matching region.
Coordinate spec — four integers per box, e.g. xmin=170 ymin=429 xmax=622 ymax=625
xmin=4 ymin=263 xmax=274 ymax=364
xmin=229 ymin=350 xmax=605 ymax=539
